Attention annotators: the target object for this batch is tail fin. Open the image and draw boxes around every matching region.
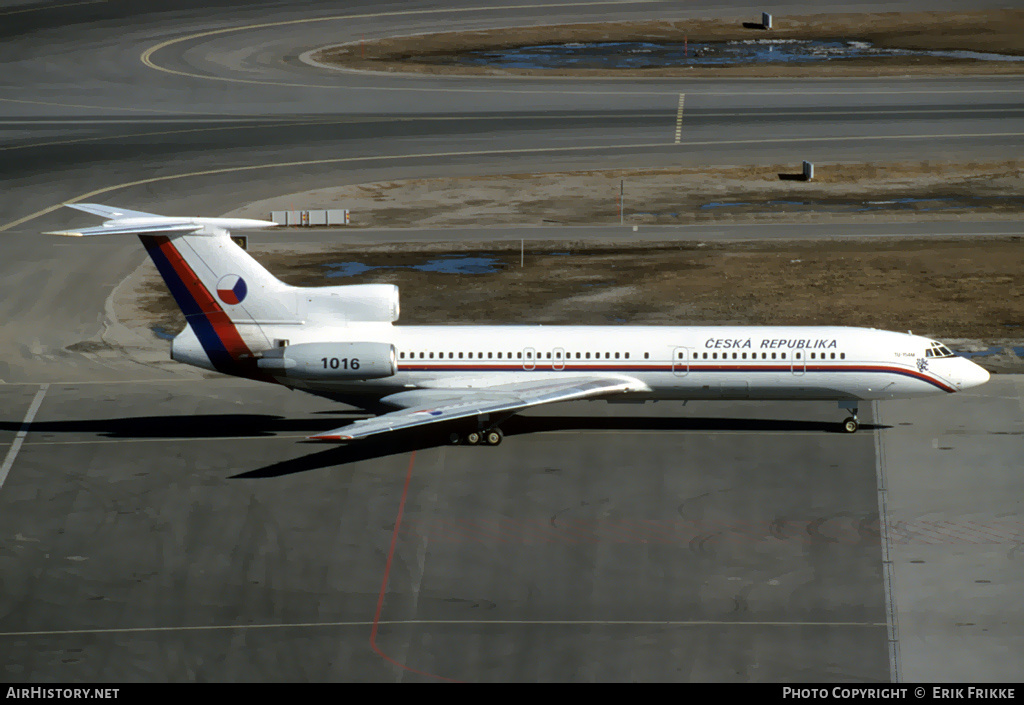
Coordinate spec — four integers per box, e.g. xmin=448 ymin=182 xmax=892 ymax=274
xmin=51 ymin=204 xmax=295 ymax=378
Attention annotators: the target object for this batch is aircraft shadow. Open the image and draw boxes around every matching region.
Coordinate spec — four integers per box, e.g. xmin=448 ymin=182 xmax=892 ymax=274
xmin=504 ymin=415 xmax=880 ymax=436
xmin=236 ymin=415 xmax=887 ymax=478
xmin=0 ymin=413 xmax=366 ymax=439
xmin=0 ymin=412 xmax=884 ymax=478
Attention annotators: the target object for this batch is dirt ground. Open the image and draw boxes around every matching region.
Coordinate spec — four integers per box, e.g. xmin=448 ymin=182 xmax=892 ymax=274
xmin=314 ymin=10 xmax=1024 ymax=77
xmin=234 ymin=161 xmax=1024 ymax=229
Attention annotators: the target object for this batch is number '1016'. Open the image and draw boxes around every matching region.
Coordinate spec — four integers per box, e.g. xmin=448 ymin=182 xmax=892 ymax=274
xmin=321 ymin=357 xmax=360 ymax=370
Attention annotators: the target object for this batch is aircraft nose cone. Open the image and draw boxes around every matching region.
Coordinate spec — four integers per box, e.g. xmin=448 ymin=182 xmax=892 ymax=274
xmin=959 ymin=359 xmax=990 ymax=389
xmin=971 ymin=362 xmax=991 ymax=387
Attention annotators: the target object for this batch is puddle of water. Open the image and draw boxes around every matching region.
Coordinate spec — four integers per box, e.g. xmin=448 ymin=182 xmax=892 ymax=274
xmin=700 ymin=201 xmax=755 ymax=209
xmin=326 ymin=255 xmax=502 ymax=278
xmin=328 ymin=262 xmax=380 ymax=278
xmin=414 ymin=256 xmax=500 ymax=274
xmin=439 ymin=40 xmax=1024 ymax=69
xmin=957 ymin=346 xmax=1006 ymax=358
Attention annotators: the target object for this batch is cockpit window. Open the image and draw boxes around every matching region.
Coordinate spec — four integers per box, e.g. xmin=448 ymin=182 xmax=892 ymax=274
xmin=927 ymin=342 xmax=955 ymax=358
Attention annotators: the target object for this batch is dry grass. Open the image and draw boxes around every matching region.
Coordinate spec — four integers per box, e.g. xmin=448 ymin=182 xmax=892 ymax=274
xmin=315 ymin=10 xmax=1024 ymax=77
xmin=234 ymin=160 xmax=1024 ymax=229
xmin=140 ymin=238 xmax=1024 ymax=344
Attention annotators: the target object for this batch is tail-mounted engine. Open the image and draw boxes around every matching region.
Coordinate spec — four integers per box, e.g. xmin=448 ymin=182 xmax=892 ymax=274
xmin=256 ymin=342 xmax=396 ymax=380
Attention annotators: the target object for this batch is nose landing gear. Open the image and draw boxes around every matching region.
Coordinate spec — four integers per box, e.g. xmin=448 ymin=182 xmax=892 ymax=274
xmin=839 ymin=401 xmax=859 ymax=433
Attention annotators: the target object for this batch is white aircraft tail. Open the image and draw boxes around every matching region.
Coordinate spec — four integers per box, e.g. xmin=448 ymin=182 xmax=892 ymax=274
xmin=49 ymin=204 xmax=297 ymax=378
xmin=51 ymin=204 xmax=401 ymax=379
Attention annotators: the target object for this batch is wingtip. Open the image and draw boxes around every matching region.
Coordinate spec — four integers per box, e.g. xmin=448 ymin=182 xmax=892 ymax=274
xmin=307 ymin=434 xmax=353 ymax=443
xmin=44 ymin=230 xmax=83 ymax=237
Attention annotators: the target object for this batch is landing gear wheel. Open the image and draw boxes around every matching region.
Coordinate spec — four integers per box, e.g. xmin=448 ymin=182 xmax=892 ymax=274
xmin=842 ymin=417 xmax=859 ymax=434
xmin=464 ymin=430 xmax=483 ymax=445
xmin=449 ymin=432 xmax=462 ymax=445
xmin=484 ymin=428 xmax=503 ymax=446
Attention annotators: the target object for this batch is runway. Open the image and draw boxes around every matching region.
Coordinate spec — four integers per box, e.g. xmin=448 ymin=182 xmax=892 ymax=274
xmin=1 ymin=0 xmax=1022 ymax=682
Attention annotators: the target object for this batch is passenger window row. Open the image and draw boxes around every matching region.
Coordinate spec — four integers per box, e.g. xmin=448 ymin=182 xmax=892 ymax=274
xmin=396 ymin=350 xmax=847 ymax=361
xmin=397 ymin=351 xmax=638 ymax=360
xmin=681 ymin=352 xmax=847 ymax=360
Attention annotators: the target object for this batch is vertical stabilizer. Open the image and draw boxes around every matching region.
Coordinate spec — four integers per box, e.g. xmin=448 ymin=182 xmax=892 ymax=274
xmin=139 ymin=228 xmax=296 ymax=379
xmin=47 ymin=203 xmax=292 ymax=379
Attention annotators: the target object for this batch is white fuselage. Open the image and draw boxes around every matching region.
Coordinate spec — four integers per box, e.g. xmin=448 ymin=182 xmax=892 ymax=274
xmin=226 ymin=322 xmax=987 ymax=403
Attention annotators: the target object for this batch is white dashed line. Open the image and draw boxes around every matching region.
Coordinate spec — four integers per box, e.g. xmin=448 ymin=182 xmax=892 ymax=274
xmin=0 ymin=384 xmax=49 ymax=491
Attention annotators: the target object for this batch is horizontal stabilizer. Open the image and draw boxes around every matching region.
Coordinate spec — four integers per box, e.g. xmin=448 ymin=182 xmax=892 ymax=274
xmin=46 ymin=203 xmax=279 ymax=237
xmin=45 ymin=222 xmax=203 ymax=237
xmin=64 ymin=203 xmax=161 ymax=220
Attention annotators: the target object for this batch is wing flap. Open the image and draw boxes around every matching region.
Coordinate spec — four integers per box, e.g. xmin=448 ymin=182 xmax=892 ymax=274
xmin=308 ymin=376 xmax=640 ymax=442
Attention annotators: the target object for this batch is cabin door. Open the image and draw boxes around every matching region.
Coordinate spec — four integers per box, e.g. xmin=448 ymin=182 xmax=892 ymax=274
xmin=523 ymin=347 xmax=536 ymax=371
xmin=791 ymin=350 xmax=806 ymax=376
xmin=672 ymin=347 xmax=690 ymax=377
xmin=552 ymin=347 xmax=565 ymax=371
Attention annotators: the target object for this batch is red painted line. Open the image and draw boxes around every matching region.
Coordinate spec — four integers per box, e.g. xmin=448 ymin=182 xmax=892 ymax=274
xmin=370 ymin=451 xmax=461 ymax=683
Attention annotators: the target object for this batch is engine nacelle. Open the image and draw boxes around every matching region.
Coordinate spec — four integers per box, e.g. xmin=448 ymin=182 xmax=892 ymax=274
xmin=257 ymin=342 xmax=396 ymax=380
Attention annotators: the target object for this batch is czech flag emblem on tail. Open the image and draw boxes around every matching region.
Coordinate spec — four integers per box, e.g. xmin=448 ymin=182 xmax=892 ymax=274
xmin=216 ymin=274 xmax=247 ymax=305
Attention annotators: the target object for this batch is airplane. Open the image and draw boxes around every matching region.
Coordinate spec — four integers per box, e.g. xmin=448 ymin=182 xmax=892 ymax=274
xmin=47 ymin=203 xmax=990 ymax=445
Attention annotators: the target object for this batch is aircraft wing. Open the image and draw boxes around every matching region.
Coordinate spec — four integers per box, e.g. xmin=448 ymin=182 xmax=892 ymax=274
xmin=307 ymin=376 xmax=644 ymax=442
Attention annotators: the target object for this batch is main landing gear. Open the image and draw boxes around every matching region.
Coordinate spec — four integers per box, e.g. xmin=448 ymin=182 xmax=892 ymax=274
xmin=839 ymin=401 xmax=859 ymax=434
xmin=449 ymin=427 xmax=504 ymax=446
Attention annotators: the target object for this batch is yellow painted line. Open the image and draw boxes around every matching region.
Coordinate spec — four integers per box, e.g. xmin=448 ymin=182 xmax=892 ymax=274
xmin=0 ymin=618 xmax=885 ymax=638
xmin=0 ymin=118 xmax=328 ymax=153
xmin=0 ymin=140 xmax=671 ymax=232
xmin=0 ymin=112 xmax=671 ymax=153
xmin=0 ymin=0 xmax=105 ymax=16
xmin=0 ymin=96 xmax=207 ymax=115
xmin=139 ymin=1 xmax=659 ymax=73
xmin=5 ymin=129 xmax=1023 ymax=233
